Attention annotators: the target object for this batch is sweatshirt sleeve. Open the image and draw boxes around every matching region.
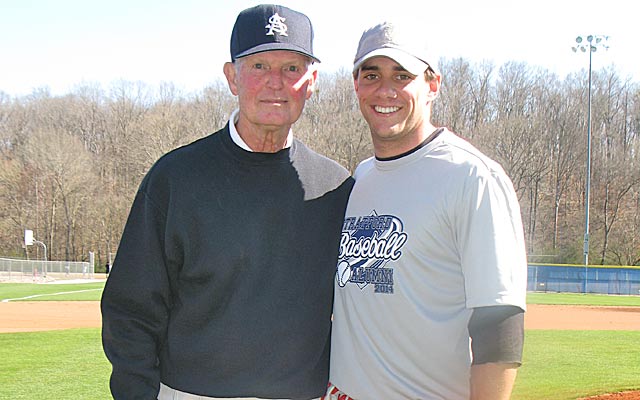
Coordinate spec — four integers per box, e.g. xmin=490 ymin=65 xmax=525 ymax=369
xmin=101 ymin=185 xmax=173 ymax=399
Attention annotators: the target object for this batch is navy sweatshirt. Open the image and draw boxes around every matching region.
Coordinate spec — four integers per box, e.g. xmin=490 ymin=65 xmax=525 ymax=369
xmin=101 ymin=125 xmax=353 ymax=399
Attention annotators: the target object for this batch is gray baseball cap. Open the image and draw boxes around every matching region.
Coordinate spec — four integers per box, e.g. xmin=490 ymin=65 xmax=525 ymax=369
xmin=353 ymin=21 xmax=439 ymax=76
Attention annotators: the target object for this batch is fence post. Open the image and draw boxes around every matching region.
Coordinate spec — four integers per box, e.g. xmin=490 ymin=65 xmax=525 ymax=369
xmin=89 ymin=252 xmax=95 ymax=278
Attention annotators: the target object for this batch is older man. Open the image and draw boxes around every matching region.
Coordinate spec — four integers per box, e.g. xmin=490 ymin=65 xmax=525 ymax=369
xmin=101 ymin=5 xmax=353 ymax=400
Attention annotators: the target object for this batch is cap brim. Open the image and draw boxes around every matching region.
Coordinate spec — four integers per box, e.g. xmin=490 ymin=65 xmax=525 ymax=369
xmin=353 ymin=48 xmax=431 ymax=76
xmin=235 ymin=43 xmax=321 ymax=63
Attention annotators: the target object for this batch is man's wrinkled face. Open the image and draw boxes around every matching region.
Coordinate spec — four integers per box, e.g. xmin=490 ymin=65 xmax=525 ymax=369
xmin=225 ymin=50 xmax=317 ymax=131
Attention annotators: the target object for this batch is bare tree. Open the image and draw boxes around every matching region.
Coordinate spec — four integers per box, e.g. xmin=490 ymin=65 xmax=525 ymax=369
xmin=300 ymin=69 xmax=372 ymax=172
xmin=21 ymin=128 xmax=97 ymax=260
xmin=436 ymin=58 xmax=494 ymax=138
xmin=1 ymin=61 xmax=638 ymax=265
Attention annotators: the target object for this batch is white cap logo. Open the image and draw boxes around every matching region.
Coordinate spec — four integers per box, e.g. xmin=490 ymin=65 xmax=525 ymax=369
xmin=266 ymin=13 xmax=288 ymax=36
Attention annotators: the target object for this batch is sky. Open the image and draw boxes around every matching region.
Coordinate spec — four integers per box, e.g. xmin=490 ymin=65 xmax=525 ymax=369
xmin=1 ymin=0 xmax=638 ymax=97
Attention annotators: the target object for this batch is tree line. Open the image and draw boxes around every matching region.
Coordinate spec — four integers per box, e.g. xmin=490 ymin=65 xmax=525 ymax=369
xmin=1 ymin=58 xmax=639 ymax=270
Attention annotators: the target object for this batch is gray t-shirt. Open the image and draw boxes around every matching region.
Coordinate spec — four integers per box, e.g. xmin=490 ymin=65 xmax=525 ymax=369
xmin=330 ymin=129 xmax=527 ymax=399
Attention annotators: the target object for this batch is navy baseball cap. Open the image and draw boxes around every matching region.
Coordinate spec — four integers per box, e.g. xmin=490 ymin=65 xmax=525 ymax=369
xmin=230 ymin=4 xmax=320 ymax=63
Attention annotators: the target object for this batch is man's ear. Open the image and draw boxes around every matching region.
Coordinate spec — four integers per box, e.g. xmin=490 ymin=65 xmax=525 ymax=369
xmin=223 ymin=62 xmax=238 ymax=96
xmin=427 ymin=74 xmax=442 ymax=101
xmin=305 ymin=67 xmax=319 ymax=99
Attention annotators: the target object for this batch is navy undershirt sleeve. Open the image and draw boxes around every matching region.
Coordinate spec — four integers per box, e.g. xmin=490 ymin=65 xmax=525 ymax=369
xmin=468 ymin=305 xmax=524 ymax=365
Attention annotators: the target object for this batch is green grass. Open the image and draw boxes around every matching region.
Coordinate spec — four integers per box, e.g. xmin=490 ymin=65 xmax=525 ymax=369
xmin=0 ymin=328 xmax=111 ymax=400
xmin=527 ymin=292 xmax=640 ymax=306
xmin=1 ymin=287 xmax=639 ymax=399
xmin=1 ymin=328 xmax=638 ymax=400
xmin=513 ymin=330 xmax=640 ymax=399
xmin=0 ymin=282 xmax=105 ymax=302
xmin=9 ymin=283 xmax=638 ymax=305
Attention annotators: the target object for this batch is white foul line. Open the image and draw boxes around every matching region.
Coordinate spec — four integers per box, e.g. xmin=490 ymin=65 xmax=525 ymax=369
xmin=1 ymin=288 xmax=102 ymax=303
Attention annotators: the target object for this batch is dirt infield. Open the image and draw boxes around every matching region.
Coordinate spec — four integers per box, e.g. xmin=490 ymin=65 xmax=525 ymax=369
xmin=1 ymin=302 xmax=639 ymax=333
xmin=580 ymin=392 xmax=640 ymax=400
xmin=524 ymin=304 xmax=640 ymax=330
xmin=0 ymin=301 xmax=101 ymax=333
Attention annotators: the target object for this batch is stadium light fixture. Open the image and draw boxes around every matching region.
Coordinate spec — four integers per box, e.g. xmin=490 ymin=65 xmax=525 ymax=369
xmin=572 ymin=34 xmax=609 ymax=293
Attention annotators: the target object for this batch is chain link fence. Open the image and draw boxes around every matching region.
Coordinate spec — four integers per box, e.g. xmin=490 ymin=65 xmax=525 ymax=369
xmin=0 ymin=257 xmax=94 ymax=282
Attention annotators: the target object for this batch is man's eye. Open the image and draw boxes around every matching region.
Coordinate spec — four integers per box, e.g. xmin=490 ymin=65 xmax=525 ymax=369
xmin=364 ymin=73 xmax=378 ymax=80
xmin=254 ymin=63 xmax=265 ymax=70
xmin=286 ymin=65 xmax=300 ymax=72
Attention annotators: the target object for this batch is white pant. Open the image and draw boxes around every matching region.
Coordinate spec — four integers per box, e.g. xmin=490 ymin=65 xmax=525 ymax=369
xmin=158 ymin=383 xmax=320 ymax=400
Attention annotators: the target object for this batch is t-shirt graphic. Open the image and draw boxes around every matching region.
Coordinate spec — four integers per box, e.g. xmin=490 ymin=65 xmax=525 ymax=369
xmin=336 ymin=210 xmax=407 ymax=294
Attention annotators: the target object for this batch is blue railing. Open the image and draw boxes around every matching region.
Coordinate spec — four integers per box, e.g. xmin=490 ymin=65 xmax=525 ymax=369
xmin=528 ymin=263 xmax=640 ymax=295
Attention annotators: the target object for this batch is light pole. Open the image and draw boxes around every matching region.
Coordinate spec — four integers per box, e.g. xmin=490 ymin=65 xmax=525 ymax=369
xmin=572 ymin=34 xmax=608 ymax=293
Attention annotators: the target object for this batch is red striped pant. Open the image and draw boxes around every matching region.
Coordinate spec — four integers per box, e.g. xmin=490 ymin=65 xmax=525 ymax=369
xmin=321 ymin=383 xmax=355 ymax=400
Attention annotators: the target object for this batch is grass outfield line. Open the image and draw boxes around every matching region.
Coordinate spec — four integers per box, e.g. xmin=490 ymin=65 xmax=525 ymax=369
xmin=2 ymin=288 xmax=102 ymax=302
xmin=3 ymin=282 xmax=639 ymax=305
xmin=527 ymin=292 xmax=640 ymax=306
xmin=0 ymin=282 xmax=105 ymax=302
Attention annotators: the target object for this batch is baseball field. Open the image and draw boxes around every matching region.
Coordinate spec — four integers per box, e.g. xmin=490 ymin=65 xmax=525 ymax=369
xmin=1 ymin=281 xmax=639 ymax=399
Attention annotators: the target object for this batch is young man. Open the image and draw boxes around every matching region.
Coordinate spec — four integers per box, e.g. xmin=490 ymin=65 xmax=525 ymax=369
xmin=101 ymin=5 xmax=353 ymax=400
xmin=326 ymin=22 xmax=527 ymax=400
